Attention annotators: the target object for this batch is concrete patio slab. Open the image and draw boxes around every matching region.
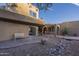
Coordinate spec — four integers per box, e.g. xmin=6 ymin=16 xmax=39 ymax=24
xmin=0 ymin=36 xmax=41 ymax=49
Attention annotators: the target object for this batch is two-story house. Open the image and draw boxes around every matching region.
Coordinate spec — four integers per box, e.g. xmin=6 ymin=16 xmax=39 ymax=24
xmin=0 ymin=3 xmax=44 ymax=41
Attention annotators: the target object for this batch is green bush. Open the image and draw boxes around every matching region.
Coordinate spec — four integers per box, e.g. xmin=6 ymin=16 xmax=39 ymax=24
xmin=62 ymin=27 xmax=69 ymax=36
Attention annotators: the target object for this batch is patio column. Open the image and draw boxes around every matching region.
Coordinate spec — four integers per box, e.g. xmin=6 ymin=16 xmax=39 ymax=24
xmin=54 ymin=25 xmax=57 ymax=37
xmin=36 ymin=27 xmax=38 ymax=36
xmin=54 ymin=25 xmax=60 ymax=36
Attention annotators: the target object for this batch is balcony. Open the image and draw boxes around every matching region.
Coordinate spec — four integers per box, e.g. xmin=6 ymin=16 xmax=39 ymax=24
xmin=0 ymin=8 xmax=44 ymax=26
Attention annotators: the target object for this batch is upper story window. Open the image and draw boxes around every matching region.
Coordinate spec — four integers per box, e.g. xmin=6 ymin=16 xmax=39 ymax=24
xmin=36 ymin=9 xmax=38 ymax=11
xmin=29 ymin=10 xmax=37 ymax=18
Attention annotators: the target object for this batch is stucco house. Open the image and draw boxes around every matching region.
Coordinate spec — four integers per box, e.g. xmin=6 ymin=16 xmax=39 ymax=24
xmin=43 ymin=21 xmax=79 ymax=36
xmin=59 ymin=21 xmax=79 ymax=36
xmin=0 ymin=3 xmax=44 ymax=41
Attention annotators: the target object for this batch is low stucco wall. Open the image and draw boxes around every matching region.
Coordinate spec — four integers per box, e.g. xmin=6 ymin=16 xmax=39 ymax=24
xmin=60 ymin=21 xmax=79 ymax=36
xmin=0 ymin=21 xmax=30 ymax=41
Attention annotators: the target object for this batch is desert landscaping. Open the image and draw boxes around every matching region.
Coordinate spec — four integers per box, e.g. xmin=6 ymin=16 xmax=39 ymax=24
xmin=0 ymin=3 xmax=79 ymax=56
xmin=0 ymin=34 xmax=79 ymax=56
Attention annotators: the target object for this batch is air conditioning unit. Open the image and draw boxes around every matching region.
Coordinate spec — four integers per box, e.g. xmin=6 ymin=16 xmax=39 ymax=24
xmin=13 ymin=33 xmax=25 ymax=39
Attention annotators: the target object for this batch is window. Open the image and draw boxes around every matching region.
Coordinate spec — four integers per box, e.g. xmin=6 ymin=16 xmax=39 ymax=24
xmin=29 ymin=10 xmax=37 ymax=17
xmin=36 ymin=9 xmax=38 ymax=11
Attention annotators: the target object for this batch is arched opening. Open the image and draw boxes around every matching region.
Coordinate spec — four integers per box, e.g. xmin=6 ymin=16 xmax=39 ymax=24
xmin=42 ymin=26 xmax=48 ymax=35
xmin=51 ymin=26 xmax=55 ymax=32
xmin=48 ymin=27 xmax=52 ymax=32
xmin=55 ymin=25 xmax=60 ymax=35
xmin=43 ymin=27 xmax=47 ymax=34
xmin=29 ymin=26 xmax=37 ymax=35
xmin=38 ymin=26 xmax=43 ymax=35
xmin=57 ymin=26 xmax=60 ymax=35
xmin=46 ymin=25 xmax=55 ymax=34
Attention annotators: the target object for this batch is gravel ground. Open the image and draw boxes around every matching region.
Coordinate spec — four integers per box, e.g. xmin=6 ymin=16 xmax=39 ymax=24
xmin=0 ymin=35 xmax=79 ymax=56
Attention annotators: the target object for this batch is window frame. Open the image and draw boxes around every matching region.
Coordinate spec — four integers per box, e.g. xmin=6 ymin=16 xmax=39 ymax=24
xmin=29 ymin=10 xmax=37 ymax=18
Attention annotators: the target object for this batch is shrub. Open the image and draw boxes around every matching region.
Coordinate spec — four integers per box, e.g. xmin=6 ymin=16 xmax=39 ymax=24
xmin=62 ymin=27 xmax=69 ymax=36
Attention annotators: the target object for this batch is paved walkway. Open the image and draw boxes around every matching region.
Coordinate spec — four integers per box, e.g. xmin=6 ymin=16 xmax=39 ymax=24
xmin=56 ymin=35 xmax=79 ymax=40
xmin=0 ymin=36 xmax=41 ymax=49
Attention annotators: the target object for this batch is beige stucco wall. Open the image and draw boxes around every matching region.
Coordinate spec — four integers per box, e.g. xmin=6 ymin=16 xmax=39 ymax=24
xmin=15 ymin=3 xmax=39 ymax=18
xmin=60 ymin=21 xmax=79 ymax=36
xmin=4 ymin=3 xmax=44 ymax=25
xmin=0 ymin=21 xmax=30 ymax=41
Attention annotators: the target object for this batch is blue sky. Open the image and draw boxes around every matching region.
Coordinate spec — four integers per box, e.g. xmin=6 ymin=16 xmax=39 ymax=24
xmin=0 ymin=3 xmax=79 ymax=24
xmin=39 ymin=3 xmax=79 ymax=24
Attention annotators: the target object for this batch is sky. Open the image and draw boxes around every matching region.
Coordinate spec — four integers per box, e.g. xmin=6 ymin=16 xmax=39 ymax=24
xmin=0 ymin=3 xmax=79 ymax=24
xmin=39 ymin=3 xmax=79 ymax=24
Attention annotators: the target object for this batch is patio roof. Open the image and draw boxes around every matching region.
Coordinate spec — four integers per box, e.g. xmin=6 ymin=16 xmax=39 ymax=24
xmin=0 ymin=9 xmax=45 ymax=26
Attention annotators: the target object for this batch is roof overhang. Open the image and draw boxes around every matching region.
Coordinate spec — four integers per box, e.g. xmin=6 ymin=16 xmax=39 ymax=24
xmin=0 ymin=9 xmax=45 ymax=27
